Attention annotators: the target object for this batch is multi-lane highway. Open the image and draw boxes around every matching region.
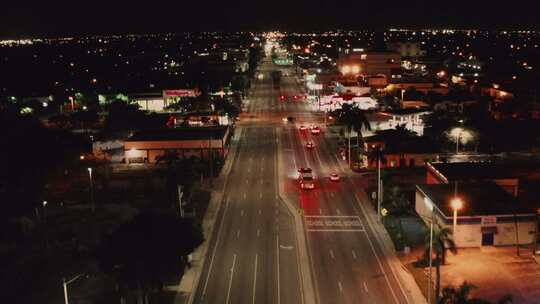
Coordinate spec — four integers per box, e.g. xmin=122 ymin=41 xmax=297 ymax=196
xmin=193 ymin=52 xmax=411 ymax=304
xmin=192 ymin=57 xmax=303 ymax=304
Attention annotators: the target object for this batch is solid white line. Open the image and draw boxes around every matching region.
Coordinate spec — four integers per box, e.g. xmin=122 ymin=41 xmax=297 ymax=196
xmin=329 ymin=249 xmax=335 ymax=260
xmin=252 ymin=254 xmax=258 ymax=304
xmin=363 ymin=281 xmax=369 ymax=293
xmin=364 ymin=227 xmax=400 ymax=303
xmin=276 ymin=235 xmax=281 ymax=304
xmin=338 ymin=281 xmax=343 ymax=293
xmin=352 ymin=249 xmax=357 ymax=260
xmin=201 ymin=198 xmax=231 ymax=298
xmin=225 ymin=254 xmax=237 ymax=304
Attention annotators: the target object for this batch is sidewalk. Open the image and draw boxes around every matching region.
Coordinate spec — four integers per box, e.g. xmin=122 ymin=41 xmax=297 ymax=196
xmin=172 ymin=126 xmax=244 ymax=304
xmin=355 ymin=189 xmax=427 ymax=304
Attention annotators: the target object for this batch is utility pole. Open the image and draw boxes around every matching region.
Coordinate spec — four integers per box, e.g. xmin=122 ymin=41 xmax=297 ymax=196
xmin=177 ymin=185 xmax=184 ymax=218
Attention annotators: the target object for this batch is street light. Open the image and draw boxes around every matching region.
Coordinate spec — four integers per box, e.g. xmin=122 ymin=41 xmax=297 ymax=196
xmin=423 ymin=196 xmax=435 ymax=304
xmin=450 ymin=198 xmax=463 ymax=236
xmin=450 ymin=127 xmax=464 ymax=154
xmin=87 ymin=168 xmax=94 ymax=212
xmin=63 ymin=273 xmax=87 ymax=304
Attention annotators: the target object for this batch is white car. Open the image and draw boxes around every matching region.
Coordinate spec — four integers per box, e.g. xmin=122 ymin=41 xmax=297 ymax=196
xmin=306 ymin=142 xmax=314 ymax=149
xmin=311 ymin=127 xmax=321 ymax=135
xmin=299 ymin=125 xmax=307 ymax=131
xmin=330 ymin=173 xmax=340 ymax=182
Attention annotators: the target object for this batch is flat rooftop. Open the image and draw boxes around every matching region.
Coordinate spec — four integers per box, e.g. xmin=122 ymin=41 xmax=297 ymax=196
xmin=417 ymin=182 xmax=534 ymax=217
xmin=126 ymin=127 xmax=228 ymax=142
xmin=428 ymin=161 xmax=540 ymax=182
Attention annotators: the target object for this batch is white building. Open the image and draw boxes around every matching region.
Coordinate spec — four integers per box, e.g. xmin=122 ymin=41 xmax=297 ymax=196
xmin=416 ymin=182 xmax=538 ymax=248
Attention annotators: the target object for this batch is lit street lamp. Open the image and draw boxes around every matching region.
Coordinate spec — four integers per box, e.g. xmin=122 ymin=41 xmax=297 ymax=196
xmin=451 ymin=198 xmax=463 ymax=236
xmin=87 ymin=168 xmax=95 ymax=212
xmin=63 ymin=273 xmax=87 ymax=304
xmin=450 ymin=127 xmax=464 ymax=154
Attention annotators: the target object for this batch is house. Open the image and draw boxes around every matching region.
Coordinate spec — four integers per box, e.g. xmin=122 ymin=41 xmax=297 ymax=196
xmin=362 ymin=132 xmax=439 ymax=169
xmin=124 ymin=126 xmax=230 ymax=164
xmin=361 ymin=109 xmax=430 ymax=137
xmin=416 ymin=182 xmax=538 ymax=247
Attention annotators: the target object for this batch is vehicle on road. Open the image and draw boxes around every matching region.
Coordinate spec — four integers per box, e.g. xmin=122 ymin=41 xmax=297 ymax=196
xmin=311 ymin=127 xmax=321 ymax=135
xmin=280 ymin=95 xmax=287 ymax=102
xmin=298 ymin=167 xmax=312 ymax=179
xmin=306 ymin=142 xmax=314 ymax=149
xmin=300 ymin=174 xmax=315 ymax=189
xmin=299 ymin=125 xmax=307 ymax=131
xmin=330 ymin=173 xmax=340 ymax=182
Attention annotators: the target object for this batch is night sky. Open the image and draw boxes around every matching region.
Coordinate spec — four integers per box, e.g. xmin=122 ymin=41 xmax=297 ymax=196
xmin=1 ymin=1 xmax=539 ymax=38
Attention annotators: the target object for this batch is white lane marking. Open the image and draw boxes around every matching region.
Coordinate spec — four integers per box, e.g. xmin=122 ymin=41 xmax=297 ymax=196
xmin=336 ymin=208 xmax=341 ymax=215
xmin=258 ymin=209 xmax=262 ymax=215
xmin=352 ymin=250 xmax=357 ymax=260
xmin=329 ymin=249 xmax=335 ymax=260
xmin=248 ymin=168 xmax=251 ymax=173
xmin=363 ymin=281 xmax=369 ymax=293
xmin=276 ymin=235 xmax=281 ymax=304
xmin=202 ymin=197 xmax=231 ymax=297
xmin=252 ymin=254 xmax=258 ymax=304
xmin=259 ymin=193 xmax=263 ymax=199
xmin=319 ymin=208 xmax=323 ymax=215
xmin=246 ymin=179 xmax=249 ymax=184
xmin=244 ymin=193 xmax=247 ymax=199
xmin=241 ymin=210 xmax=244 ymax=217
xmin=237 ymin=230 xmax=240 ymax=239
xmin=262 ymin=157 xmax=265 ymax=161
xmin=257 ymin=229 xmax=260 ymax=237
xmin=225 ymin=254 xmax=237 ymax=304
xmin=338 ymin=281 xmax=343 ymax=293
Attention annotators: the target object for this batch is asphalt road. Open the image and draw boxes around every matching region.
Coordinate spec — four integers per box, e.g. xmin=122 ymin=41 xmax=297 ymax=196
xmin=193 ymin=57 xmax=302 ymax=304
xmin=277 ymin=70 xmax=409 ymax=304
xmin=194 ymin=54 xmax=408 ymax=304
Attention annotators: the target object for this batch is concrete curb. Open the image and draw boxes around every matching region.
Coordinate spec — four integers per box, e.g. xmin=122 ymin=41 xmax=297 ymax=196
xmin=354 ymin=190 xmax=428 ymax=304
xmin=174 ymin=126 xmax=245 ymax=304
xmin=276 ymin=127 xmax=318 ymax=304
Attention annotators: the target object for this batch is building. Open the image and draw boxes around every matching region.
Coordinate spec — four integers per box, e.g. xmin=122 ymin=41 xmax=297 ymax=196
xmin=361 ymin=109 xmax=430 ymax=137
xmin=124 ymin=127 xmax=230 ymax=164
xmin=362 ymin=132 xmax=439 ymax=169
xmin=416 ymin=182 xmax=538 ymax=247
xmin=337 ymin=49 xmax=401 ymax=79
xmin=386 ymin=42 xmax=426 ymax=58
xmin=129 ymin=93 xmax=165 ymax=112
xmin=426 ymin=162 xmax=525 ymax=196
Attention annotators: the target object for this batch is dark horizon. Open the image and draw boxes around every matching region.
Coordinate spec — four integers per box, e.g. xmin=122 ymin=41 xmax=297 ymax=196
xmin=2 ymin=1 xmax=539 ymax=39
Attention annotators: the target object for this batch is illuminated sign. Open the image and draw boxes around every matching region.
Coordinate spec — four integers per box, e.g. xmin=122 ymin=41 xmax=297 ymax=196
xmin=163 ymin=89 xmax=197 ymax=97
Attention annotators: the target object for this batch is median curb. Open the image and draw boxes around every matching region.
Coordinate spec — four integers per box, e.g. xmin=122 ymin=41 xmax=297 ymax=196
xmin=276 ymin=127 xmax=318 ymax=304
xmin=174 ymin=126 xmax=244 ymax=304
xmin=354 ymin=190 xmax=428 ymax=304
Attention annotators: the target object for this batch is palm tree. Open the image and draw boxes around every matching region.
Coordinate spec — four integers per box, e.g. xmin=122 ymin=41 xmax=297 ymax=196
xmin=440 ymin=281 xmax=513 ymax=304
xmin=425 ymin=225 xmax=458 ymax=303
xmin=332 ymin=104 xmax=371 ymax=168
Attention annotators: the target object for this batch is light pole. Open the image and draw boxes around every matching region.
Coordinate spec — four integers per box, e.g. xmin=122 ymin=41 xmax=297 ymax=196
xmin=63 ymin=273 xmax=86 ymax=304
xmin=450 ymin=127 xmax=464 ymax=154
xmin=87 ymin=168 xmax=94 ymax=212
xmin=450 ymin=198 xmax=463 ymax=236
xmin=422 ymin=197 xmax=435 ymax=304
